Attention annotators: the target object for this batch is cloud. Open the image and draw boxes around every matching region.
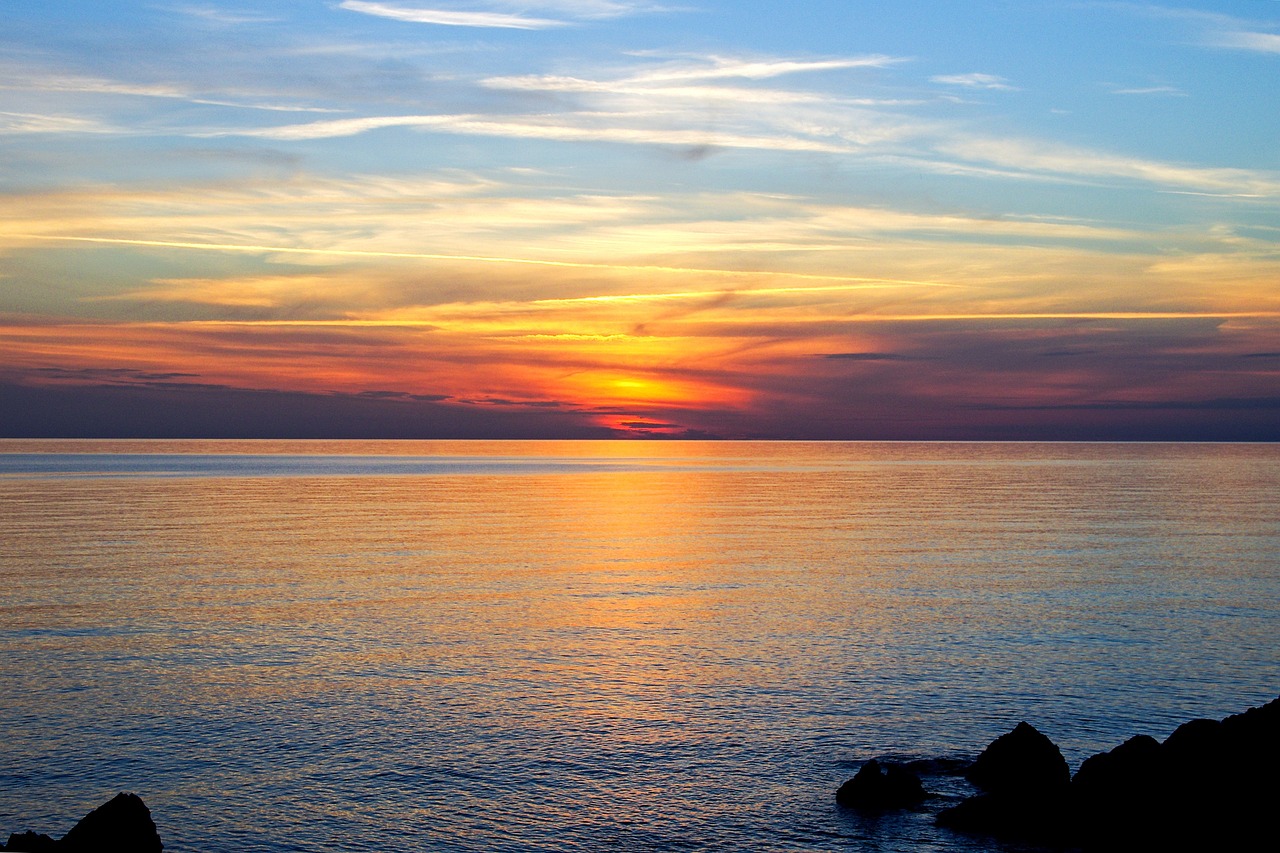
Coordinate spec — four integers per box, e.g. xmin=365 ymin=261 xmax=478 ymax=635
xmin=0 ymin=111 xmax=119 ymax=135
xmin=824 ymin=352 xmax=917 ymax=361
xmin=166 ymin=5 xmax=281 ymax=25
xmin=1107 ymin=85 xmax=1185 ymax=96
xmin=0 ymin=379 xmax=617 ymax=439
xmin=0 ymin=70 xmax=186 ymax=99
xmin=1122 ymin=4 xmax=1280 ymax=55
xmin=190 ymin=48 xmax=918 ymax=157
xmin=938 ymin=136 xmax=1280 ymax=197
xmin=215 ymin=114 xmax=455 ymax=140
xmin=338 ymin=0 xmax=670 ymax=29
xmin=210 ymin=110 xmax=860 ymax=152
xmin=0 ymin=64 xmax=344 ymax=113
xmin=36 ymin=366 xmax=200 ymax=382
xmin=931 ymin=73 xmax=1016 ymax=90
xmin=8 ymin=171 xmax=1274 ymax=325
xmin=1210 ymin=31 xmax=1280 ymax=53
xmin=338 ymin=1 xmax=567 ymax=29
xmin=626 ymin=55 xmax=906 ymax=84
xmin=517 ymin=0 xmax=660 ymax=17
xmin=482 ymin=73 xmax=910 ymax=107
xmin=974 ymin=395 xmax=1280 ymax=413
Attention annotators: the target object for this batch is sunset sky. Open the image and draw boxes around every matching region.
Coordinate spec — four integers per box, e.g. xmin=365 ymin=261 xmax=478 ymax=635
xmin=2 ymin=1 xmax=1277 ymax=439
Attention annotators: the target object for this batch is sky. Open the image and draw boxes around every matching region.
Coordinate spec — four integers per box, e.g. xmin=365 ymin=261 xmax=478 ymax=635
xmin=1 ymin=1 xmax=1277 ymax=440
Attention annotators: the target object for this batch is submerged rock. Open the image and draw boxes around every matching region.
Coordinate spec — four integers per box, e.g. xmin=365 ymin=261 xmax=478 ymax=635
xmin=0 ymin=793 xmax=161 ymax=852
xmin=836 ymin=759 xmax=926 ymax=811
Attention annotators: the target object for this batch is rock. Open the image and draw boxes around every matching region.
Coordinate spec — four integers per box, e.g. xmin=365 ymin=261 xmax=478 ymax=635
xmin=1069 ymin=734 xmax=1167 ymax=849
xmin=1216 ymin=694 xmax=1280 ymax=806
xmin=935 ymin=696 xmax=1280 ymax=850
xmin=936 ymin=791 xmax=1067 ymax=842
xmin=1161 ymin=717 xmax=1222 ymax=772
xmin=1073 ymin=733 xmax=1163 ymax=793
xmin=965 ymin=721 xmax=1070 ymax=796
xmin=836 ymin=759 xmax=926 ymax=810
xmin=935 ymin=722 xmax=1072 ymax=844
xmin=1151 ymin=697 xmax=1280 ymax=849
xmin=3 ymin=831 xmax=57 ymax=852
xmin=57 ymin=794 xmax=162 ymax=853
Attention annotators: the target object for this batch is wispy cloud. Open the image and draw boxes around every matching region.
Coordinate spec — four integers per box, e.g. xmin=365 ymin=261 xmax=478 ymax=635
xmin=194 ymin=49 xmax=916 ymax=157
xmin=213 ymin=114 xmax=452 ymax=140
xmin=626 ymin=55 xmax=905 ymax=83
xmin=482 ymin=73 xmax=916 ymax=108
xmin=931 ymin=72 xmax=1016 ymax=90
xmin=0 ymin=69 xmax=340 ymax=113
xmin=1212 ymin=30 xmax=1280 ymax=53
xmin=0 ymin=69 xmax=186 ymax=99
xmin=1115 ymin=3 xmax=1280 ymax=55
xmin=0 ymin=111 xmax=119 ymax=135
xmin=939 ymin=136 xmax=1280 ymax=197
xmin=11 ymin=170 xmax=1274 ymax=330
xmin=339 ymin=1 xmax=567 ymax=29
xmin=511 ymin=0 xmax=662 ymax=17
xmin=1106 ymin=84 xmax=1186 ymax=96
xmin=338 ymin=0 xmax=667 ymax=28
xmin=209 ymin=111 xmax=860 ymax=152
xmin=165 ymin=4 xmax=280 ymax=25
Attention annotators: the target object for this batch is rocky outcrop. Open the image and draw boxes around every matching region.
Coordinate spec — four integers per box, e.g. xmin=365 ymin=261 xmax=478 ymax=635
xmin=963 ymin=721 xmax=1070 ymax=795
xmin=835 ymin=759 xmax=926 ymax=810
xmin=936 ymin=721 xmax=1071 ymax=843
xmin=1 ymin=793 xmax=161 ymax=852
xmin=1069 ymin=733 xmax=1167 ymax=849
xmin=931 ymin=695 xmax=1280 ymax=850
xmin=1 ymin=832 xmax=56 ymax=853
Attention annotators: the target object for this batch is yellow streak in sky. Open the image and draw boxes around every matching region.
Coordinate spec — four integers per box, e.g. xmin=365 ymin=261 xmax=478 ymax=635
xmin=145 ymin=310 xmax=1280 ymax=329
xmin=525 ymin=282 xmax=962 ymax=306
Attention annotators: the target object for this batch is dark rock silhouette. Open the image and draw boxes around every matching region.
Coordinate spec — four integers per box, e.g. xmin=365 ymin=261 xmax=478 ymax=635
xmin=59 ymin=793 xmax=161 ymax=853
xmin=964 ymin=720 xmax=1070 ymax=796
xmin=835 ymin=759 xmax=926 ymax=810
xmin=936 ymin=790 xmax=1069 ymax=843
xmin=2 ymin=832 xmax=56 ymax=853
xmin=1070 ymin=733 xmax=1166 ymax=849
xmin=937 ymin=721 xmax=1072 ymax=843
xmin=0 ymin=793 xmax=161 ymax=852
xmin=929 ymin=695 xmax=1280 ymax=851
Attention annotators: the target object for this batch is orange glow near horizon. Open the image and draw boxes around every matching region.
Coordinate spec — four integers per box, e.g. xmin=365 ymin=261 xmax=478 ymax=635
xmin=566 ymin=370 xmax=747 ymax=418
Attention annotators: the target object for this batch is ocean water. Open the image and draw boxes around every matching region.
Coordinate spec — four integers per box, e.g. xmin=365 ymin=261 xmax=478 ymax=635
xmin=0 ymin=440 xmax=1276 ymax=852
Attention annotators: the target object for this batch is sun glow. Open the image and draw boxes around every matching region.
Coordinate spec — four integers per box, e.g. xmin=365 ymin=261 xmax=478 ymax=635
xmin=564 ymin=371 xmax=724 ymax=407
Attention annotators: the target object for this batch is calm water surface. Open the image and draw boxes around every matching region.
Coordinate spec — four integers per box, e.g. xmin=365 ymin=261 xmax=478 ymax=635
xmin=1 ymin=441 xmax=1277 ymax=851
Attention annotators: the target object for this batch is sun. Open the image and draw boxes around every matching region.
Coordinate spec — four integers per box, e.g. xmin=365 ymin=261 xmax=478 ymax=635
xmin=554 ymin=369 xmax=748 ymax=436
xmin=565 ymin=371 xmax=715 ymax=408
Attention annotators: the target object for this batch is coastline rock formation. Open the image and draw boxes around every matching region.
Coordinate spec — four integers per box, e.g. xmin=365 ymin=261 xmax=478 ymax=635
xmin=936 ymin=721 xmax=1070 ymax=841
xmin=2 ymin=793 xmax=162 ymax=852
xmin=964 ymin=721 xmax=1070 ymax=794
xmin=838 ymin=695 xmax=1279 ymax=850
xmin=938 ymin=695 xmax=1280 ymax=849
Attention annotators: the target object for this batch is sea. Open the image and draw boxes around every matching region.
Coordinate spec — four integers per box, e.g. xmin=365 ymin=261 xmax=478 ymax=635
xmin=0 ymin=440 xmax=1276 ymax=852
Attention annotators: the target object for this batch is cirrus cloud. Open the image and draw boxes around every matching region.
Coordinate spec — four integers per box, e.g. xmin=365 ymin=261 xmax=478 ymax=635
xmin=339 ymin=1 xmax=566 ymax=29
